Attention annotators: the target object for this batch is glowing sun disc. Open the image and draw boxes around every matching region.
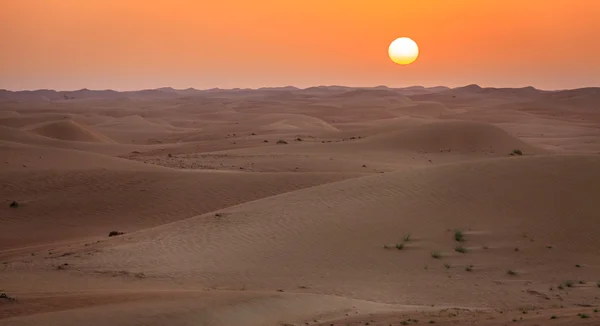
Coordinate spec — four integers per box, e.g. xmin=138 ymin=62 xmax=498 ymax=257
xmin=388 ymin=37 xmax=419 ymax=65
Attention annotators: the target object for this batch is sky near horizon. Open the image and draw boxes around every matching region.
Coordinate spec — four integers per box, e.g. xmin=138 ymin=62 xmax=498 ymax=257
xmin=1 ymin=0 xmax=599 ymax=91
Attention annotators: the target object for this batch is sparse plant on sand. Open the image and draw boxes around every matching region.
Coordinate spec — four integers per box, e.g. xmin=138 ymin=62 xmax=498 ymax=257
xmin=550 ymin=315 xmax=557 ymax=319
xmin=454 ymin=229 xmax=465 ymax=242
xmin=597 ymin=281 xmax=600 ymax=288
xmin=444 ymin=263 xmax=451 ymax=269
xmin=431 ymin=251 xmax=441 ymax=259
xmin=276 ymin=139 xmax=288 ymax=144
xmin=507 ymin=269 xmax=518 ymax=276
xmin=511 ymin=149 xmax=523 ymax=156
xmin=108 ymin=231 xmax=125 ymax=237
xmin=396 ymin=243 xmax=405 ymax=250
xmin=9 ymin=201 xmax=19 ymax=208
xmin=465 ymin=264 xmax=474 ymax=272
xmin=455 ymin=245 xmax=468 ymax=254
xmin=403 ymin=233 xmax=412 ymax=242
xmin=562 ymin=280 xmax=574 ymax=288
xmin=0 ymin=292 xmax=17 ymax=302
xmin=578 ymin=313 xmax=590 ymax=319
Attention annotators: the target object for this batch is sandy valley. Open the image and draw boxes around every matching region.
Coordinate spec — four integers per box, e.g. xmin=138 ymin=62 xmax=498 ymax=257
xmin=1 ymin=85 xmax=600 ymax=325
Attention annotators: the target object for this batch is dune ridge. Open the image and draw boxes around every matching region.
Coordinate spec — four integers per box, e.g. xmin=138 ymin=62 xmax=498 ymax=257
xmin=24 ymin=120 xmax=115 ymax=143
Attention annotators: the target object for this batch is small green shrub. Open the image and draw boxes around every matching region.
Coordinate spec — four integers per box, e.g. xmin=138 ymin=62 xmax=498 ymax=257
xmin=511 ymin=149 xmax=523 ymax=156
xmin=507 ymin=269 xmax=518 ymax=276
xmin=455 ymin=245 xmax=468 ymax=254
xmin=276 ymin=140 xmax=288 ymax=144
xmin=454 ymin=230 xmax=465 ymax=242
xmin=403 ymin=233 xmax=412 ymax=242
xmin=431 ymin=251 xmax=441 ymax=259
xmin=396 ymin=243 xmax=404 ymax=250
xmin=465 ymin=264 xmax=474 ymax=272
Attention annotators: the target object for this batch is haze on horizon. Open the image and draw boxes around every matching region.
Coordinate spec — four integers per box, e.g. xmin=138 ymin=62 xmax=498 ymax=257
xmin=1 ymin=0 xmax=599 ymax=91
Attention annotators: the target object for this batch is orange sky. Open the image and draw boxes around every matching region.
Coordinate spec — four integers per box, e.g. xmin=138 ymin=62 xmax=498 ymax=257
xmin=1 ymin=0 xmax=599 ymax=90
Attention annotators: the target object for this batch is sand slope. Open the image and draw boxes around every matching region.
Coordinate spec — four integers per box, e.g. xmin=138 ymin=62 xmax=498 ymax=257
xmin=360 ymin=120 xmax=541 ymax=154
xmin=47 ymin=155 xmax=596 ymax=301
xmin=24 ymin=120 xmax=115 ymax=143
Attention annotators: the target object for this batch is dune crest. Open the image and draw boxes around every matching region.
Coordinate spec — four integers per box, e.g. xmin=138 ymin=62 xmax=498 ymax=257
xmin=362 ymin=120 xmax=541 ymax=154
xmin=24 ymin=120 xmax=114 ymax=143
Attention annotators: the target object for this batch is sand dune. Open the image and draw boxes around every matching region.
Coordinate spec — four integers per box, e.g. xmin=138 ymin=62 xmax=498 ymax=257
xmin=34 ymin=156 xmax=593 ymax=301
xmin=0 ymin=125 xmax=146 ymax=156
xmin=360 ymin=120 xmax=541 ymax=154
xmin=0 ymin=166 xmax=360 ymax=249
xmin=0 ymin=291 xmax=421 ymax=326
xmin=1 ymin=86 xmax=599 ymax=325
xmin=24 ymin=120 xmax=115 ymax=143
xmin=252 ymin=113 xmax=340 ymax=132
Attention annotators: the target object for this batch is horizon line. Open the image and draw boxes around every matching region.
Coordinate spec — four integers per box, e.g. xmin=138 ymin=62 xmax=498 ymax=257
xmin=1 ymin=83 xmax=599 ymax=93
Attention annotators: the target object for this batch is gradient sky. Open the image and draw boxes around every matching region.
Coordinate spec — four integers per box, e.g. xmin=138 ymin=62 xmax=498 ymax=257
xmin=1 ymin=0 xmax=599 ymax=91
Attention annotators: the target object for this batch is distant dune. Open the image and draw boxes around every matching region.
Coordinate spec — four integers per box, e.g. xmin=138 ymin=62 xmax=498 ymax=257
xmin=24 ymin=120 xmax=114 ymax=143
xmin=362 ymin=120 xmax=540 ymax=154
xmin=252 ymin=113 xmax=340 ymax=132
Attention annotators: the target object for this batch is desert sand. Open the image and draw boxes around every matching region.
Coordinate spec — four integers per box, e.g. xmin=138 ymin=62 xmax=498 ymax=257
xmin=1 ymin=85 xmax=600 ymax=325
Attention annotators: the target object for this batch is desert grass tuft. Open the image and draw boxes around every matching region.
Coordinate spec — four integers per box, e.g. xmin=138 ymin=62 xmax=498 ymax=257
xmin=455 ymin=245 xmax=468 ymax=254
xmin=562 ymin=280 xmax=574 ymax=288
xmin=454 ymin=229 xmax=465 ymax=242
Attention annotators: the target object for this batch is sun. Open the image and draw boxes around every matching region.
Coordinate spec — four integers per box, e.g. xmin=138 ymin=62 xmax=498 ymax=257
xmin=388 ymin=37 xmax=419 ymax=65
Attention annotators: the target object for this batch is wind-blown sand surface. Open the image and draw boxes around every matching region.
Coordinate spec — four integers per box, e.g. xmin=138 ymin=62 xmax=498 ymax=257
xmin=1 ymin=85 xmax=599 ymax=325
